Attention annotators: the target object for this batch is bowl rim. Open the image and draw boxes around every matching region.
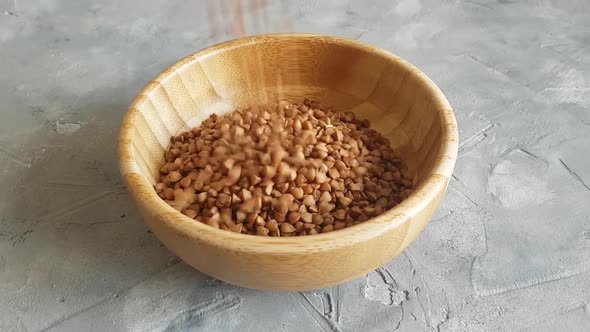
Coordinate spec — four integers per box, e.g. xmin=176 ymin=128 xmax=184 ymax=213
xmin=119 ymin=33 xmax=458 ymax=254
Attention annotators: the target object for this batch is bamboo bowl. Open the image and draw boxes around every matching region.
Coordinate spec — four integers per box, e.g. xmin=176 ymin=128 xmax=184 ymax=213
xmin=119 ymin=34 xmax=458 ymax=291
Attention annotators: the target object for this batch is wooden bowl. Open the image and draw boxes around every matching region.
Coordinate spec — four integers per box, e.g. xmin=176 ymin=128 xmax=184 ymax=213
xmin=119 ymin=34 xmax=458 ymax=291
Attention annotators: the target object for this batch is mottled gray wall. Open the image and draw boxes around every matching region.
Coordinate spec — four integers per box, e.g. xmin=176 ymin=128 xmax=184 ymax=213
xmin=1 ymin=0 xmax=589 ymax=331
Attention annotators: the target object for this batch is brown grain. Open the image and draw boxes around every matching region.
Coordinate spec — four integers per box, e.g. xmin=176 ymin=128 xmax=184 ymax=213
xmin=155 ymin=100 xmax=414 ymax=236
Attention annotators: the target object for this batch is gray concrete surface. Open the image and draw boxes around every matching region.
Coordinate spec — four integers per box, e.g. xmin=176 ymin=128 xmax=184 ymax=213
xmin=1 ymin=0 xmax=590 ymax=331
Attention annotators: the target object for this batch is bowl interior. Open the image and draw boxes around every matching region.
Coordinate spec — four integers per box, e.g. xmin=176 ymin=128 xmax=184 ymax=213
xmin=126 ymin=35 xmax=455 ymax=194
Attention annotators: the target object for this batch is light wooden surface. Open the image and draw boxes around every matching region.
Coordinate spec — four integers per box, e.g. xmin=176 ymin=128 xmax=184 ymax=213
xmin=118 ymin=34 xmax=458 ymax=290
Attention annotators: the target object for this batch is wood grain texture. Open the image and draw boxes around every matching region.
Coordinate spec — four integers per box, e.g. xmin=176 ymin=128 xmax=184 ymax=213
xmin=118 ymin=34 xmax=458 ymax=290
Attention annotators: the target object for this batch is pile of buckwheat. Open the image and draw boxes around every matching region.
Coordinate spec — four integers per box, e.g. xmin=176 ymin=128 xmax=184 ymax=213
xmin=155 ymin=100 xmax=414 ymax=236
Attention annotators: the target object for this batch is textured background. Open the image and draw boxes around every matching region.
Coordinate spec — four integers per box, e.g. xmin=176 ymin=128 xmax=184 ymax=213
xmin=1 ymin=0 xmax=590 ymax=331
